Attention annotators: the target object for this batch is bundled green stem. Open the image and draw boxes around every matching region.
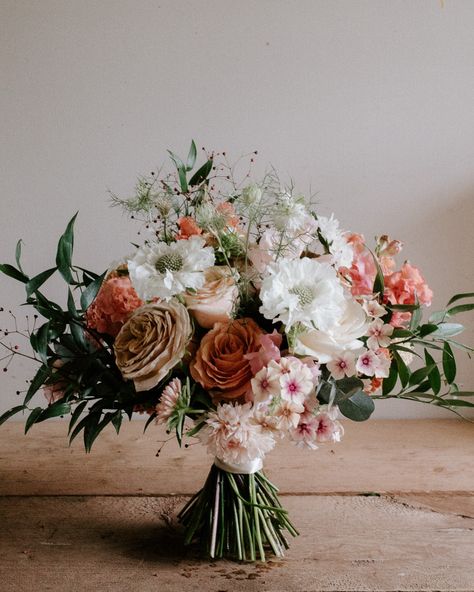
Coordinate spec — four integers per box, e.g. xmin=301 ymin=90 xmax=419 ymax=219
xmin=178 ymin=465 xmax=298 ymax=561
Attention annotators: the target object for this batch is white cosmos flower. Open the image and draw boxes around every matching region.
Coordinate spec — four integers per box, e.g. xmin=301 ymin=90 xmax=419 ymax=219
xmin=127 ymin=236 xmax=215 ymax=301
xmin=259 ymin=258 xmax=347 ymax=330
xmin=294 ymin=299 xmax=369 ymax=364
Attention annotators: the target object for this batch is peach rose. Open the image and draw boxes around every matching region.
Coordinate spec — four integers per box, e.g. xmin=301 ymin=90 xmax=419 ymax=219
xmin=191 ymin=318 xmax=264 ymax=401
xmin=114 ymin=301 xmax=192 ymax=392
xmin=184 ymin=266 xmax=238 ymax=329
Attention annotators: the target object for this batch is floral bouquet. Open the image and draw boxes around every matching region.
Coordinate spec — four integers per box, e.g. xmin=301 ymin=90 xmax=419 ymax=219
xmin=1 ymin=142 xmax=473 ymax=562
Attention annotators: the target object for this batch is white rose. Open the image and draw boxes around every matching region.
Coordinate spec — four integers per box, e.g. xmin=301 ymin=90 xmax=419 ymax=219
xmin=294 ymin=299 xmax=368 ymax=364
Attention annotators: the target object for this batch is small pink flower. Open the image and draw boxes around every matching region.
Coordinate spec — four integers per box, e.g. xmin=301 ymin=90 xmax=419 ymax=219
xmin=374 ymin=348 xmax=391 ymax=378
xmin=274 ymin=399 xmax=305 ymax=431
xmin=250 ymin=366 xmax=281 ymax=404
xmin=155 ymin=378 xmax=182 ymax=424
xmin=363 ymin=299 xmax=386 ymax=319
xmin=355 ymin=350 xmax=380 ymax=377
xmin=290 ymin=413 xmax=319 ymax=449
xmin=42 ymin=360 xmax=67 ymax=404
xmin=326 ymin=351 xmax=357 ymax=380
xmin=366 ymin=319 xmax=394 ymax=350
xmin=314 ymin=405 xmax=344 ymax=443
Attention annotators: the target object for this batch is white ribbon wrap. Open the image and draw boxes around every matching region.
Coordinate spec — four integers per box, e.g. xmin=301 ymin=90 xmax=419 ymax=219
xmin=214 ymin=456 xmax=263 ymax=474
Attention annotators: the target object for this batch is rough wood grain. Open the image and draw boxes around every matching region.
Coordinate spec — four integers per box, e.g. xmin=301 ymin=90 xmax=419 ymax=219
xmin=1 ymin=420 xmax=473 ymax=496
xmin=1 ymin=495 xmax=473 ymax=592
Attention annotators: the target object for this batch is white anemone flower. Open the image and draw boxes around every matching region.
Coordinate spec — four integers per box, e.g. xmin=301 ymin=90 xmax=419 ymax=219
xmin=128 ymin=236 xmax=215 ymax=301
xmin=259 ymin=258 xmax=347 ymax=330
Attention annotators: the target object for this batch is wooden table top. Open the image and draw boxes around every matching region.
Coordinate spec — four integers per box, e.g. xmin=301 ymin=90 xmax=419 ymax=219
xmin=1 ymin=419 xmax=473 ymax=591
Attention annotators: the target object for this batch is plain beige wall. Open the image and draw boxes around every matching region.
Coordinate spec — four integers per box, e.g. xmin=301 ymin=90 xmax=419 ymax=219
xmin=1 ymin=0 xmax=473 ymax=418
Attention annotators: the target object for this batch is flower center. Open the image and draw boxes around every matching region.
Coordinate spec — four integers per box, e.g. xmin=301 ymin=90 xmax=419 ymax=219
xmin=155 ymin=253 xmax=184 ymax=274
xmin=289 ymin=285 xmax=314 ymax=307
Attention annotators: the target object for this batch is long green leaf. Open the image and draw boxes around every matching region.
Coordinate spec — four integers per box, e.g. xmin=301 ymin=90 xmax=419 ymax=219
xmin=382 ymin=361 xmax=398 ymax=396
xmin=15 ymin=239 xmax=23 ymax=272
xmin=35 ymin=322 xmax=51 ymax=364
xmin=424 ymin=350 xmax=441 ymax=395
xmin=447 ymin=292 xmax=474 ymax=306
xmin=189 ymin=158 xmax=213 ymax=186
xmin=446 ymin=303 xmax=474 ymax=316
xmin=409 ymin=364 xmax=436 ymax=387
xmin=0 ymin=405 xmax=26 ymax=427
xmin=80 ymin=271 xmax=105 ymax=310
xmin=56 ymin=213 xmax=78 ymax=284
xmin=443 ymin=342 xmax=456 ymax=384
xmin=393 ymin=351 xmax=410 ymax=387
xmin=26 ymin=267 xmax=56 ymax=298
xmin=24 ymin=364 xmax=50 ymax=405
xmin=25 ymin=407 xmax=43 ymax=434
xmin=186 ymin=140 xmax=197 ymax=171
xmin=68 ymin=400 xmax=88 ymax=435
xmin=0 ymin=263 xmax=29 ymax=283
xmin=39 ymin=401 xmax=71 ymax=421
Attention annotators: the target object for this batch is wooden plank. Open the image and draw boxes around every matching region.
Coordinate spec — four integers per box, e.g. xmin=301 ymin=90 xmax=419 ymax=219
xmin=1 ymin=494 xmax=473 ymax=592
xmin=0 ymin=420 xmax=473 ymax=496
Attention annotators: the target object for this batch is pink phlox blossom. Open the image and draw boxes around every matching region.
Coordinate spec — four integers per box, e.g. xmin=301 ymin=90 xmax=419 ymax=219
xmin=366 ymin=318 xmax=394 ymax=350
xmin=326 ymin=351 xmax=357 ymax=380
xmin=314 ymin=405 xmax=344 ymax=443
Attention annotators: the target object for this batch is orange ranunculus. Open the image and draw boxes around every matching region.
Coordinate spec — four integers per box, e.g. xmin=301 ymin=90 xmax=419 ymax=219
xmin=191 ymin=318 xmax=264 ymax=402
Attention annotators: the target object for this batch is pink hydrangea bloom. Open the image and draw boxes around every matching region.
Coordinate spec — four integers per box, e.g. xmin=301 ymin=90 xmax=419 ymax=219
xmin=86 ymin=275 xmax=143 ymax=337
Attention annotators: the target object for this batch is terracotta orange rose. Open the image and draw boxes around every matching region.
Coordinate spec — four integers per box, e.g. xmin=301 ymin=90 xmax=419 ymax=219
xmin=191 ymin=318 xmax=264 ymax=402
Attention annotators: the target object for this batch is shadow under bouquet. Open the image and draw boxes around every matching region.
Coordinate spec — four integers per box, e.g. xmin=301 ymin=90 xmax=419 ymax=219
xmin=1 ymin=142 xmax=473 ymax=561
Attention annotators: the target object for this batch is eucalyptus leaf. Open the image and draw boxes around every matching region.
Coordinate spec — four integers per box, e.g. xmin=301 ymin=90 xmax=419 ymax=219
xmin=338 ymin=390 xmax=375 ymax=422
xmin=431 ymin=323 xmax=464 ymax=338
xmin=39 ymin=401 xmax=71 ymax=421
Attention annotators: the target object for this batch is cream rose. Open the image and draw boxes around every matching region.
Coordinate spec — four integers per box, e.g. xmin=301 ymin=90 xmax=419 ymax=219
xmin=184 ymin=266 xmax=238 ymax=329
xmin=114 ymin=301 xmax=192 ymax=392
